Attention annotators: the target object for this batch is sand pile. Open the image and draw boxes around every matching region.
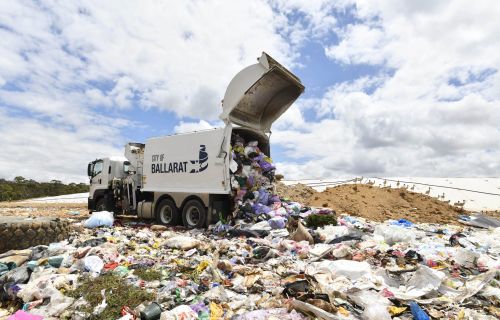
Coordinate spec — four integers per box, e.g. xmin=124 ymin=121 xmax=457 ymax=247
xmin=281 ymin=183 xmax=469 ymax=224
xmin=275 ymin=182 xmax=316 ymax=203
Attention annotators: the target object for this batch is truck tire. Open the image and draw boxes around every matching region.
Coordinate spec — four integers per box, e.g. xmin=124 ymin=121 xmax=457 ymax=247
xmin=155 ymin=198 xmax=180 ymax=226
xmin=182 ymin=199 xmax=207 ymax=229
xmin=0 ymin=217 xmax=71 ymax=253
xmin=95 ymin=198 xmax=107 ymax=211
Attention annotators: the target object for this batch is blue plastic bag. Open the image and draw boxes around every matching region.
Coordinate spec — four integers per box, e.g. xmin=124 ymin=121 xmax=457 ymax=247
xmin=268 ymin=217 xmax=287 ymax=229
xmin=258 ymin=188 xmax=270 ymax=205
xmin=252 ymin=203 xmax=272 ymax=215
xmin=409 ymin=301 xmax=430 ymax=320
xmin=391 ymin=218 xmax=414 ymax=228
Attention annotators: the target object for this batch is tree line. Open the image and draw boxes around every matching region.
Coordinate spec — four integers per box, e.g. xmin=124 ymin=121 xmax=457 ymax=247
xmin=0 ymin=176 xmax=89 ymax=201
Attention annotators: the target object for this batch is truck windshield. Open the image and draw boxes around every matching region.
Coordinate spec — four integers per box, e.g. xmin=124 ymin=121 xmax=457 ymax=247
xmin=92 ymin=160 xmax=103 ymax=177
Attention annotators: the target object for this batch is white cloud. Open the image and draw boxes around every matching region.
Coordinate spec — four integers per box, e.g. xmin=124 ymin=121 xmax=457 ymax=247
xmin=0 ymin=0 xmax=303 ymax=182
xmin=270 ymin=0 xmax=340 ymax=43
xmin=274 ymin=0 xmax=500 ymax=179
xmin=1 ymin=0 xmax=498 ymax=182
xmin=0 ymin=109 xmax=124 ymax=183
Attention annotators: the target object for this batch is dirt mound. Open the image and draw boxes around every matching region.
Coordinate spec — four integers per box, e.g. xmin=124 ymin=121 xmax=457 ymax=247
xmin=275 ymin=182 xmax=316 ymax=204
xmin=282 ymin=183 xmax=469 ymax=225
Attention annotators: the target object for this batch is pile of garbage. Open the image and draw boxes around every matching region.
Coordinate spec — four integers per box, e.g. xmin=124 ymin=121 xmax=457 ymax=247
xmin=229 ymin=135 xmax=278 ymax=221
xmin=0 ymin=137 xmax=498 ymax=319
xmin=1 ymin=209 xmax=499 ymax=319
xmin=224 ymin=135 xmax=336 ymax=233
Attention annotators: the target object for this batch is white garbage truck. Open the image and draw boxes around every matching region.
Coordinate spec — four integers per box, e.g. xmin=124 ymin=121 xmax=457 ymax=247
xmin=87 ymin=52 xmax=304 ymax=228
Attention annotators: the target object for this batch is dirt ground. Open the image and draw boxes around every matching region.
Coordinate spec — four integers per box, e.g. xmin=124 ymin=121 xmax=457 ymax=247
xmin=1 ymin=184 xmax=499 ymax=225
xmin=0 ymin=201 xmax=87 ymax=219
xmin=277 ymin=183 xmax=500 ymax=225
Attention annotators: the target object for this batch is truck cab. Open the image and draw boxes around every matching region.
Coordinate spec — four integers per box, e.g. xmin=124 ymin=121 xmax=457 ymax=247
xmin=87 ymin=157 xmax=128 ymax=211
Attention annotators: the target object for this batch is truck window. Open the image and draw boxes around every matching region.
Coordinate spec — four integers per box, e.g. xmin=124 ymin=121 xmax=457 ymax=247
xmin=93 ymin=160 xmax=103 ymax=177
xmin=123 ymin=161 xmax=131 ymax=173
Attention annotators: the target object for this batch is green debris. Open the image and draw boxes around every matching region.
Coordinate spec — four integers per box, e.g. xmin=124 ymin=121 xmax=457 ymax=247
xmin=134 ymin=268 xmax=163 ymax=281
xmin=305 ymin=213 xmax=337 ymax=229
xmin=67 ymin=273 xmax=155 ymax=320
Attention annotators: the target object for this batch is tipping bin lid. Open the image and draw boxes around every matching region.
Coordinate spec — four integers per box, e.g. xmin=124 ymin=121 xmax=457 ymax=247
xmin=220 ymin=52 xmax=305 ymax=133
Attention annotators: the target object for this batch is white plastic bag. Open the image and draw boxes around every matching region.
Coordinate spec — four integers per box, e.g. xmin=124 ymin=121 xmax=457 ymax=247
xmin=84 ymin=255 xmax=104 ymax=273
xmin=348 ymin=290 xmax=392 ymax=320
xmin=160 ymin=305 xmax=198 ymax=320
xmin=244 ymin=141 xmax=259 ymax=156
xmin=84 ymin=211 xmax=114 ymax=228
xmin=230 ymin=159 xmax=238 ymax=173
xmin=164 ymin=236 xmax=200 ymax=250
xmin=374 ymin=225 xmax=416 ymax=245
xmin=249 ymin=221 xmax=272 ymax=231
xmin=316 ymin=260 xmax=372 ymax=280
xmin=382 ymin=265 xmax=445 ymax=300
xmin=316 ymin=225 xmax=349 ymax=243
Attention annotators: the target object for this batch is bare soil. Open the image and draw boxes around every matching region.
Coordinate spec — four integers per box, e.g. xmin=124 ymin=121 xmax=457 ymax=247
xmin=0 ymin=201 xmax=87 ymax=219
xmin=277 ymin=183 xmax=500 ymax=225
xmin=1 ymin=185 xmax=498 ymax=225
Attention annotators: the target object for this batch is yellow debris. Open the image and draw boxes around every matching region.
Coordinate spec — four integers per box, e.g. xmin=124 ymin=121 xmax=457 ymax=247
xmin=210 ymin=302 xmax=223 ymax=320
xmin=196 ymin=260 xmax=211 ymax=273
xmin=388 ymin=306 xmax=407 ymax=316
xmin=338 ymin=306 xmax=349 ymax=316
xmin=457 ymin=309 xmax=465 ymax=319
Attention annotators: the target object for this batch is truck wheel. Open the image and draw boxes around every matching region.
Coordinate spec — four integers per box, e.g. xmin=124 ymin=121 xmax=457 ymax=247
xmin=182 ymin=199 xmax=207 ymax=229
xmin=96 ymin=198 xmax=107 ymax=211
xmin=155 ymin=199 xmax=180 ymax=226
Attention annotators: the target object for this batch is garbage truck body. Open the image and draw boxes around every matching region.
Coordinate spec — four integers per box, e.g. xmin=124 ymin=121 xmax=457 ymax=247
xmin=87 ymin=52 xmax=304 ymax=228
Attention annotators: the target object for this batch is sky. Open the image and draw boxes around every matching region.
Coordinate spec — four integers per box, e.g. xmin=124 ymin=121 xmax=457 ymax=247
xmin=1 ymin=0 xmax=499 ymax=183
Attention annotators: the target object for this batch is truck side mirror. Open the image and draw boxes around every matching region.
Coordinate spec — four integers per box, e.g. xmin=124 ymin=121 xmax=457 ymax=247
xmin=87 ymin=163 xmax=92 ymax=177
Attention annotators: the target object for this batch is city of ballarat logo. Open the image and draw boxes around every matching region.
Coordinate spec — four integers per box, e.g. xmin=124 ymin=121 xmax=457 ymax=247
xmin=151 ymin=145 xmax=208 ymax=174
xmin=190 ymin=145 xmax=208 ymax=173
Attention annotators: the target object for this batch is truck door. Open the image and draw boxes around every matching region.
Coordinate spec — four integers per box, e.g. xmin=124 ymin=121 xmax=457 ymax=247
xmin=88 ymin=159 xmax=110 ymax=210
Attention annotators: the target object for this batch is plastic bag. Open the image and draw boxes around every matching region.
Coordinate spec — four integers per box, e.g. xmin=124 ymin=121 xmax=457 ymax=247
xmin=230 ymin=159 xmax=239 ymax=173
xmin=390 ymin=219 xmax=414 ymax=228
xmin=84 ymin=211 xmax=114 ymax=228
xmin=316 ymin=260 xmax=372 ymax=280
xmin=374 ymin=225 xmax=416 ymax=245
xmin=84 ymin=256 xmax=104 ymax=273
xmin=362 ymin=304 xmax=391 ymax=320
xmin=257 ymin=188 xmax=270 ymax=205
xmin=244 ymin=141 xmax=259 ymax=156
xmin=249 ymin=221 xmax=272 ymax=231
xmin=381 ymin=266 xmax=445 ymax=300
xmin=7 ymin=310 xmax=43 ymax=320
xmin=348 ymin=290 xmax=392 ymax=320
xmin=409 ymin=301 xmax=430 ymax=320
xmin=268 ymin=217 xmax=287 ymax=229
xmin=0 ymin=265 xmax=31 ymax=285
xmin=92 ymin=289 xmax=107 ymax=315
xmin=258 ymin=159 xmax=275 ymax=172
xmin=164 ymin=236 xmax=200 ymax=250
xmin=160 ymin=305 xmax=198 ymax=320
xmin=251 ymin=203 xmax=272 ymax=215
